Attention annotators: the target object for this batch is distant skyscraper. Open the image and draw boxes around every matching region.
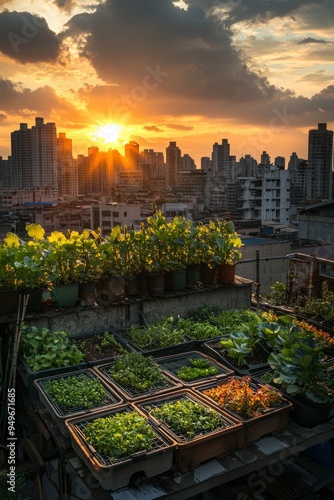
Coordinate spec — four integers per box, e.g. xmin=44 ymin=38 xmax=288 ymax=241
xmin=212 ymin=139 xmax=230 ymax=176
xmin=11 ymin=123 xmax=32 ymax=189
xmin=166 ymin=141 xmax=181 ymax=187
xmin=125 ymin=141 xmax=139 ymax=170
xmin=11 ymin=117 xmax=58 ymax=200
xmin=31 ymin=117 xmax=58 ymax=200
xmin=57 ymin=132 xmax=78 ymax=199
xmin=308 ymin=123 xmax=333 ymax=200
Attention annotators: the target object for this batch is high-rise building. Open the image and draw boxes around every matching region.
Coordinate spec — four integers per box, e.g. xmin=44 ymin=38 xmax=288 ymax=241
xmin=212 ymin=139 xmax=230 ymax=177
xmin=11 ymin=118 xmax=58 ymax=200
xmin=31 ymin=117 xmax=58 ymax=200
xmin=11 ymin=123 xmax=32 ymax=189
xmin=308 ymin=123 xmax=333 ymax=201
xmin=166 ymin=141 xmax=181 ymax=187
xmin=125 ymin=141 xmax=139 ymax=170
xmin=57 ymin=132 xmax=78 ymax=199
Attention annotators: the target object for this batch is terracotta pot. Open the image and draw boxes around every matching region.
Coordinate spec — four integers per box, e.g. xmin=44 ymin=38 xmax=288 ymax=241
xmin=217 ymin=263 xmax=236 ymax=284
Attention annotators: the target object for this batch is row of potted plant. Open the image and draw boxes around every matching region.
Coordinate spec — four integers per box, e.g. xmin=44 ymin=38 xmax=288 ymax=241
xmin=0 ymin=212 xmax=243 ymax=306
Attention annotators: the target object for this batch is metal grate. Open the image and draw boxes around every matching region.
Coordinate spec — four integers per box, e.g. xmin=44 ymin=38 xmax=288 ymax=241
xmin=140 ymin=394 xmax=231 ymax=442
xmin=99 ymin=365 xmax=174 ymax=397
xmin=157 ymin=352 xmax=228 ymax=381
xmin=72 ymin=408 xmax=170 ymax=466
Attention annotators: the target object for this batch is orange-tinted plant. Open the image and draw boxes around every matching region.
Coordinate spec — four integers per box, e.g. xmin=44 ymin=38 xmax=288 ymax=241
xmin=203 ymin=376 xmax=283 ymax=419
xmin=295 ymin=320 xmax=334 ymax=351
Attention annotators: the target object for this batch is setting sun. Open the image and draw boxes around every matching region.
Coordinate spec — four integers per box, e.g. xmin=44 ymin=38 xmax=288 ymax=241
xmin=90 ymin=123 xmax=122 ymax=146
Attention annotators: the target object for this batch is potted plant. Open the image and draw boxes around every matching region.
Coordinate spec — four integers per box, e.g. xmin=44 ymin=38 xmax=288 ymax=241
xmin=267 ymin=324 xmax=333 ymax=427
xmin=0 ymin=224 xmax=49 ymax=313
xmin=209 ymin=220 xmax=243 ymax=284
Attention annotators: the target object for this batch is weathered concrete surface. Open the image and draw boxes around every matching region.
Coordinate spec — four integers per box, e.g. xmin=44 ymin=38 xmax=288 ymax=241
xmin=1 ymin=277 xmax=252 ymax=336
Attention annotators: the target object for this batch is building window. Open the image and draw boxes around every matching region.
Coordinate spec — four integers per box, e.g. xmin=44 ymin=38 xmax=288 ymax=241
xmin=124 ymin=211 xmax=127 ymax=217
xmin=113 ymin=211 xmax=119 ymax=217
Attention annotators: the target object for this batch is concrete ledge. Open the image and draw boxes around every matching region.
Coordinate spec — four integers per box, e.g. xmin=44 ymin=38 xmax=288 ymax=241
xmin=1 ymin=277 xmax=253 ymax=336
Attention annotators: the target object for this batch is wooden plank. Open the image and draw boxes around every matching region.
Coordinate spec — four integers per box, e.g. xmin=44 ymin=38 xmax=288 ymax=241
xmin=21 ymin=437 xmax=45 ymax=468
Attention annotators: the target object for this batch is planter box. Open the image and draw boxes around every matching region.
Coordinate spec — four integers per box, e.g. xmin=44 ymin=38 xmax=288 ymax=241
xmin=70 ymin=330 xmax=133 ymax=367
xmin=94 ymin=361 xmax=181 ymax=402
xmin=117 ymin=329 xmax=196 ymax=358
xmin=156 ymin=351 xmax=234 ymax=388
xmin=34 ymin=369 xmax=123 ymax=436
xmin=202 ymin=337 xmax=269 ymax=376
xmin=65 ymin=405 xmax=175 ymax=490
xmin=134 ymin=389 xmax=242 ymax=473
xmin=195 ymin=377 xmax=292 ymax=447
xmin=18 ymin=356 xmax=88 ymax=398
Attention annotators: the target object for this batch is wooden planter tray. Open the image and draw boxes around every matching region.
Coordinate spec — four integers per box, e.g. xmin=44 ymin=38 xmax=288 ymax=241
xmin=134 ymin=388 xmax=243 ymax=473
xmin=34 ymin=369 xmax=123 ymax=436
xmin=155 ymin=351 xmax=234 ymax=387
xmin=93 ymin=361 xmax=182 ymax=402
xmin=194 ymin=377 xmax=293 ymax=447
xmin=65 ymin=405 xmax=175 ymax=490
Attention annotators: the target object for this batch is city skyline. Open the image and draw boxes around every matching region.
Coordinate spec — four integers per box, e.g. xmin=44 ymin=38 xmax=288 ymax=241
xmin=0 ymin=0 xmax=334 ymax=166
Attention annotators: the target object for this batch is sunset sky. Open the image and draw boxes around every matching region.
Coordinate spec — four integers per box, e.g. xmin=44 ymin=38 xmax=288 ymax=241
xmin=0 ymin=0 xmax=333 ymax=166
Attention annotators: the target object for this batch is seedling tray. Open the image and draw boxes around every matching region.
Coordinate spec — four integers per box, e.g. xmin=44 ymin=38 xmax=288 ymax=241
xmin=70 ymin=330 xmax=133 ymax=367
xmin=94 ymin=361 xmax=181 ymax=401
xmin=34 ymin=369 xmax=123 ymax=436
xmin=134 ymin=389 xmax=242 ymax=472
xmin=195 ymin=376 xmax=293 ymax=447
xmin=66 ymin=405 xmax=175 ymax=490
xmin=18 ymin=356 xmax=88 ymax=398
xmin=202 ymin=337 xmax=269 ymax=375
xmin=116 ymin=328 xmax=196 ymax=358
xmin=156 ymin=351 xmax=234 ymax=387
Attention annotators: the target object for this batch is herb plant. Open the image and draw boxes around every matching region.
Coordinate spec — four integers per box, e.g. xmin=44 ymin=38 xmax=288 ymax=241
xmin=20 ymin=325 xmax=84 ymax=372
xmin=107 ymin=351 xmax=165 ymax=391
xmin=125 ymin=316 xmax=187 ymax=349
xmin=149 ymin=397 xmax=226 ymax=439
xmin=43 ymin=373 xmax=108 ymax=409
xmin=176 ymin=357 xmax=219 ymax=381
xmin=84 ymin=411 xmax=156 ymax=460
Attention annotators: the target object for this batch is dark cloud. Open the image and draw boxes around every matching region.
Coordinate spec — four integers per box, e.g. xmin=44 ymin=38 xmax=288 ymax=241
xmin=142 ymin=125 xmax=163 ymax=132
xmin=213 ymin=0 xmax=319 ymax=25
xmin=63 ymin=0 xmax=276 ymax=105
xmin=297 ymin=37 xmax=329 ymax=45
xmin=0 ymin=112 xmax=6 ymax=121
xmin=166 ymin=123 xmax=194 ymax=130
xmin=0 ymin=78 xmax=81 ymax=118
xmin=0 ymin=10 xmax=60 ymax=63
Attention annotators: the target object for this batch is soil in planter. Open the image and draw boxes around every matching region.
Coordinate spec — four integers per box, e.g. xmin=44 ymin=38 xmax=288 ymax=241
xmin=73 ymin=332 xmax=127 ymax=362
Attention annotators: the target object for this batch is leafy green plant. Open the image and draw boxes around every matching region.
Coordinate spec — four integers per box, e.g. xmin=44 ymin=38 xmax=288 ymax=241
xmin=265 ymin=281 xmax=288 ymax=306
xmin=20 ymin=325 xmax=84 ymax=371
xmin=74 ymin=331 xmax=127 ymax=361
xmin=149 ymin=397 xmax=226 ymax=440
xmin=176 ymin=357 xmax=219 ymax=381
xmin=294 ymin=281 xmax=334 ymax=325
xmin=125 ymin=316 xmax=188 ymax=349
xmin=176 ymin=318 xmax=223 ymax=341
xmin=107 ymin=351 xmax=165 ymax=391
xmin=43 ymin=373 xmax=107 ymax=409
xmin=84 ymin=411 xmax=156 ymax=460
xmin=268 ymin=326 xmax=332 ymax=404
